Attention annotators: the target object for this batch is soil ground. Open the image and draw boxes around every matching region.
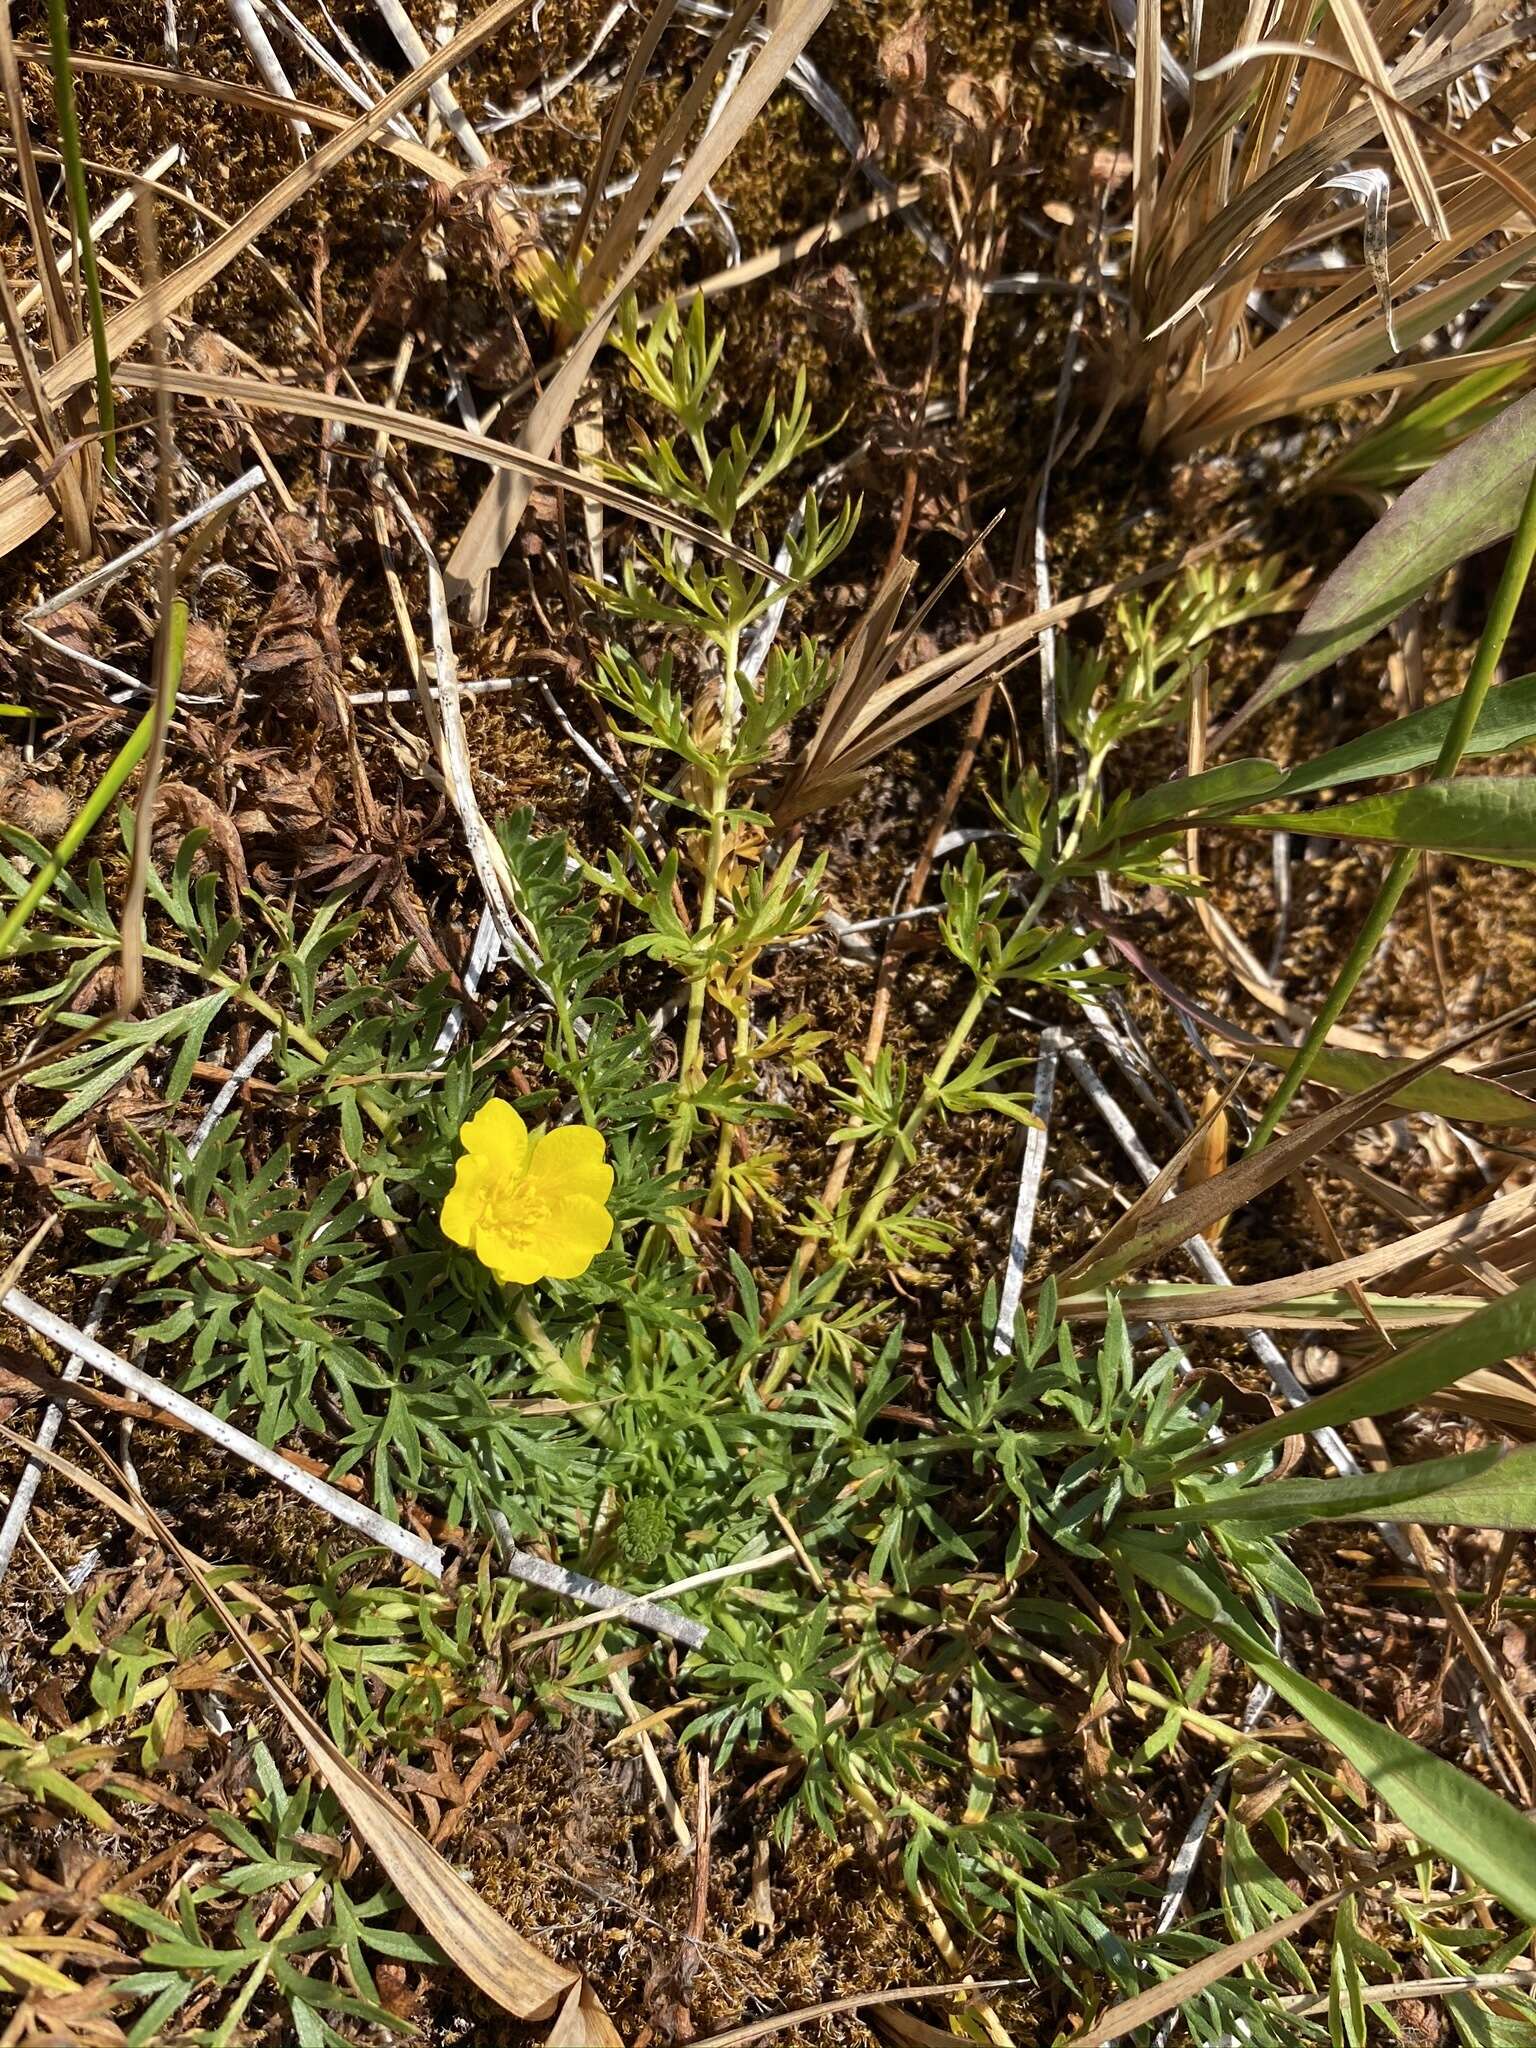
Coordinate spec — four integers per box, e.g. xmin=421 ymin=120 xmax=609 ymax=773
xmin=0 ymin=2 xmax=1533 ymax=2043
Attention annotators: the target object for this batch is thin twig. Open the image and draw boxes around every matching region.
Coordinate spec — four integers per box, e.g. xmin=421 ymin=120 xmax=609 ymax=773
xmin=0 ymin=1034 xmax=273 ymax=1596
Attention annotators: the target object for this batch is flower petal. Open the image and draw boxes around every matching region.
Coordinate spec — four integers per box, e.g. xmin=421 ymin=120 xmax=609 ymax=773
xmin=460 ymin=1097 xmax=530 ymax=1171
xmin=528 ymin=1123 xmax=614 ymax=1205
xmin=474 ymin=1226 xmax=548 ymax=1287
xmin=440 ymin=1158 xmax=492 ymax=1246
xmin=536 ymin=1192 xmax=614 ymax=1279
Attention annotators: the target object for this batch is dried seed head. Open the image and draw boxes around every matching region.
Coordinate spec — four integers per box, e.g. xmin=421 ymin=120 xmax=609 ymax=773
xmin=180 ymin=618 xmax=233 ymax=698
xmin=1 ymin=777 xmax=72 ymax=843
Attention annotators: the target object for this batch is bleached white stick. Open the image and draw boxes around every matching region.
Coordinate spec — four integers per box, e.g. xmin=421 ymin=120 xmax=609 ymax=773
xmin=0 ymin=1289 xmax=443 ymax=1578
xmin=369 ymin=0 xmax=489 ymax=166
xmin=993 ymin=1029 xmax=1061 ymax=1353
xmin=227 ymin=0 xmax=312 ymax=139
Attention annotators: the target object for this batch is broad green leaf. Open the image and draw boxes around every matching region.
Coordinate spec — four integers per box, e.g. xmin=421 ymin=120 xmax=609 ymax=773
xmin=1273 ymin=675 xmax=1536 ymax=797
xmin=1115 ymin=1540 xmax=1536 ymax=1923
xmin=1111 ymin=759 xmax=1284 ymax=839
xmin=1221 ymin=778 xmax=1536 ymax=868
xmin=1190 ymin=1276 xmax=1536 ymax=1469
xmin=1234 ymin=386 xmax=1536 ymax=730
xmin=1150 ymin=1443 xmax=1536 ymax=1533
xmin=1248 ymin=1041 xmax=1536 ymax=1128
xmin=1136 ymin=1446 xmax=1500 ymax=1527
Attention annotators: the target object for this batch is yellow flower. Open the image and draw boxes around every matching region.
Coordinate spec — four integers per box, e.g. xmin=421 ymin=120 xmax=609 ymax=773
xmin=441 ymin=1099 xmax=613 ymax=1286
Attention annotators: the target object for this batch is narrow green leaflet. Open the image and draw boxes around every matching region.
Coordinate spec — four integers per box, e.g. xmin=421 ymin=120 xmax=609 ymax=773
xmin=30 ymin=989 xmax=231 ymax=1135
xmin=1230 ymin=386 xmax=1536 ymax=730
xmin=1115 ymin=1539 xmax=1536 ymax=1923
xmin=1272 ymin=675 xmax=1536 ymax=796
xmin=1185 ymin=1276 xmax=1536 ymax=1470
xmin=1220 ymin=779 xmax=1536 ymax=868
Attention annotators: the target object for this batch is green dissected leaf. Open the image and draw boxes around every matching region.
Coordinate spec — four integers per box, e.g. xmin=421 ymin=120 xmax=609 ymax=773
xmin=1233 ymin=387 xmax=1536 ymax=730
xmin=1273 ymin=675 xmax=1536 ymax=796
xmin=32 ymin=989 xmax=231 ymax=1134
xmin=1114 ymin=1539 xmax=1536 ymax=1923
xmin=1220 ymin=778 xmax=1536 ymax=868
xmin=1186 ymin=1276 xmax=1536 ymax=1470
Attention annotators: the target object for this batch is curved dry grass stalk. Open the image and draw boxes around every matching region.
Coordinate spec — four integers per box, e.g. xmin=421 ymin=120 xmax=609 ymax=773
xmin=0 ymin=0 xmax=533 ymax=560
xmin=114 ymin=359 xmax=783 ymax=579
xmin=1127 ymin=8 xmax=1536 ymax=451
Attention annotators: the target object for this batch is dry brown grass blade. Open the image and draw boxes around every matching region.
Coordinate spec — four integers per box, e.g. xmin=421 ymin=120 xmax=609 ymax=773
xmin=1044 ymin=997 xmax=1536 ymax=1299
xmin=1154 ymin=42 xmax=1536 ymax=446
xmin=114 ymin=361 xmax=778 ymax=577
xmin=70 ymin=1440 xmax=609 ymax=2030
xmin=572 ymin=0 xmax=683 ymax=272
xmin=773 ymin=525 xmax=1252 ymax=823
xmin=1061 ymin=1180 xmax=1536 ymax=1326
xmin=1058 ymin=1893 xmax=1341 ymax=2048
xmin=0 ymin=7 xmax=81 ymax=369
xmin=1141 ymin=17 xmax=1531 ymax=364
xmin=581 ymin=0 xmax=761 ymax=311
xmin=0 ymin=3 xmax=96 ymax=555
xmin=117 ymin=193 xmax=178 ymax=1020
xmin=1329 ymin=0 xmax=1448 ymax=237
xmin=13 ymin=44 xmax=472 ymax=188
xmin=19 ymin=0 xmax=533 ymax=412
xmin=0 ymin=8 xmax=530 ymax=563
xmin=688 ymin=1980 xmax=1029 ymax=2048
xmin=1068 ymin=1073 xmax=1247 ymax=1281
xmin=1130 ymin=0 xmax=1164 ymax=289
xmin=443 ymin=0 xmax=832 ymax=618
xmin=770 ymin=558 xmax=917 ymax=824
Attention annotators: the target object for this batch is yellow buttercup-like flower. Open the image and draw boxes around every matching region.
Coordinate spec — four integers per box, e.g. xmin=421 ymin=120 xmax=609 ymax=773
xmin=441 ymin=1099 xmax=613 ymax=1286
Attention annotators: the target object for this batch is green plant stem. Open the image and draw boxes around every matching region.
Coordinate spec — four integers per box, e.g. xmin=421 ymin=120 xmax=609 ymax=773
xmin=1248 ymin=459 xmax=1536 ymax=1153
xmin=43 ymin=0 xmax=115 ymax=477
xmin=843 ymin=979 xmax=993 ymax=1263
xmin=666 ymin=624 xmax=742 ymax=1181
xmin=0 ymin=709 xmax=157 ymax=961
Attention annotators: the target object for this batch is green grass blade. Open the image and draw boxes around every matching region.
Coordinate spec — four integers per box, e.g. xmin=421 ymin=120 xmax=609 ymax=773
xmin=1135 ymin=1447 xmax=1500 ymax=1526
xmin=0 ymin=706 xmax=158 ymax=960
xmin=1180 ymin=1274 xmax=1536 ymax=1471
xmin=1247 ymin=459 xmax=1536 ymax=1147
xmin=1141 ymin=1443 xmax=1536 ymax=1532
xmin=1271 ymin=673 xmax=1536 ymax=797
xmin=1116 ymin=1539 xmax=1536 ymax=1923
xmin=1231 ymin=384 xmax=1536 ymax=735
xmin=1222 ymin=777 xmax=1536 ymax=867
